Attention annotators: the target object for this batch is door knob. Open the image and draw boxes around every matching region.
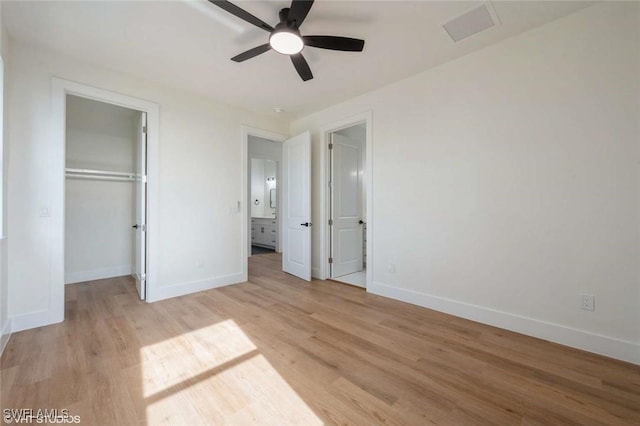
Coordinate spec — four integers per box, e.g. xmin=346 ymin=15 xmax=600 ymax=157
xmin=300 ymin=222 xmax=312 ymax=227
xmin=132 ymin=224 xmax=139 ymax=229
xmin=359 ymin=220 xmax=365 ymax=225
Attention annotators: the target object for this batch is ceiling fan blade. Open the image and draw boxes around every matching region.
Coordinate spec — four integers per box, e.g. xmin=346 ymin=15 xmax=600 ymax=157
xmin=208 ymin=0 xmax=274 ymax=32
xmin=290 ymin=53 xmax=313 ymax=81
xmin=303 ymin=36 xmax=365 ymax=52
xmin=288 ymin=0 xmax=314 ymax=28
xmin=231 ymin=44 xmax=272 ymax=62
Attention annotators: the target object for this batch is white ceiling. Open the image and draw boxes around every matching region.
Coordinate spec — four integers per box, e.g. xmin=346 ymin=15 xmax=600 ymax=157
xmin=335 ymin=122 xmax=365 ymax=141
xmin=68 ymin=95 xmax=140 ymax=123
xmin=67 ymin=94 xmax=139 ymax=137
xmin=4 ymin=1 xmax=594 ymax=119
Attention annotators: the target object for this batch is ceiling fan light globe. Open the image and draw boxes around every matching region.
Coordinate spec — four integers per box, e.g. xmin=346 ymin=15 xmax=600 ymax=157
xmin=269 ymin=31 xmax=304 ymax=55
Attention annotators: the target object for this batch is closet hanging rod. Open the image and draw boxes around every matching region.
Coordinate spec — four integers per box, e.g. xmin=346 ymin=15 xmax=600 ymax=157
xmin=65 ymin=168 xmax=135 ymax=178
xmin=65 ymin=173 xmax=134 ymax=182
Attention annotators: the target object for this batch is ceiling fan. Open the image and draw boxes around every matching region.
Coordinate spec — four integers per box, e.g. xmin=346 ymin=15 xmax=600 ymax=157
xmin=209 ymin=0 xmax=365 ymax=81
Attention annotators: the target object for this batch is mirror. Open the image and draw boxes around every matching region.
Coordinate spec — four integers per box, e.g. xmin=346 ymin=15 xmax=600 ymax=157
xmin=270 ymin=188 xmax=276 ymax=208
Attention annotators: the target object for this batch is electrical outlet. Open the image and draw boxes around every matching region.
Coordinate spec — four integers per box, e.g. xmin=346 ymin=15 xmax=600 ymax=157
xmin=581 ymin=294 xmax=595 ymax=311
xmin=387 ymin=263 xmax=396 ymax=273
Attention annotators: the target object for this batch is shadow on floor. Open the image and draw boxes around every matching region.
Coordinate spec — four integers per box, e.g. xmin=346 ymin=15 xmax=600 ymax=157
xmin=251 ymin=245 xmax=275 ymax=256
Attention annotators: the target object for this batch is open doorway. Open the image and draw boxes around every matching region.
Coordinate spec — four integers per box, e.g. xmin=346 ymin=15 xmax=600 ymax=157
xmin=248 ymin=135 xmax=282 ymax=256
xmin=64 ymin=95 xmax=148 ymax=300
xmin=327 ymin=123 xmax=367 ymax=287
xmin=242 ymin=127 xmax=313 ymax=283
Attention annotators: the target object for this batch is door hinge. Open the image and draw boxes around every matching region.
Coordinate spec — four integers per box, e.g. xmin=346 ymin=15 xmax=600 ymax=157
xmin=328 ymin=257 xmax=333 ymax=264
xmin=328 ymin=219 xmax=333 ymax=225
xmin=142 ymin=125 xmax=147 ymax=134
xmin=328 ymin=143 xmax=333 ymax=149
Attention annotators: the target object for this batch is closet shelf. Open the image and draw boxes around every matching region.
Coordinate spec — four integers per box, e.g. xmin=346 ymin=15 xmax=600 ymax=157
xmin=65 ymin=168 xmax=136 ymax=182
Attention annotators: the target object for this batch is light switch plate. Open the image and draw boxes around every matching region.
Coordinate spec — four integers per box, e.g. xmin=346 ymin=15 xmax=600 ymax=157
xmin=39 ymin=206 xmax=51 ymax=217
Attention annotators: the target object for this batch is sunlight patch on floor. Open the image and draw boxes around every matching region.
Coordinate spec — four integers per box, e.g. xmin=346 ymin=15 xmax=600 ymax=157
xmin=140 ymin=319 xmax=323 ymax=425
xmin=140 ymin=319 xmax=257 ymax=397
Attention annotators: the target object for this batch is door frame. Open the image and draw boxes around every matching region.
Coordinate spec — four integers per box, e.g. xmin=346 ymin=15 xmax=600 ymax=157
xmin=241 ymin=126 xmax=287 ymax=281
xmin=320 ymin=111 xmax=372 ymax=287
xmin=51 ymin=78 xmax=160 ymax=322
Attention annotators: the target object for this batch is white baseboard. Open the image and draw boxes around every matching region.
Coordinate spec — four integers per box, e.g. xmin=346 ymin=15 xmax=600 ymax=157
xmin=147 ymin=272 xmax=245 ymax=303
xmin=0 ymin=319 xmax=12 ymax=356
xmin=368 ymin=281 xmax=640 ymax=365
xmin=65 ymin=265 xmax=132 ymax=284
xmin=10 ymin=308 xmax=63 ymax=333
xmin=312 ymin=266 xmax=323 ymax=280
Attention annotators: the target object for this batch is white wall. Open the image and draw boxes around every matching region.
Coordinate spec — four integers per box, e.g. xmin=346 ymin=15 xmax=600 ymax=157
xmin=250 ymin=158 xmax=265 ymax=218
xmin=64 ymin=96 xmax=137 ymax=284
xmin=291 ymin=2 xmax=640 ymax=363
xmin=0 ymin=1 xmax=11 ymax=352
xmin=7 ymin=40 xmax=287 ymax=329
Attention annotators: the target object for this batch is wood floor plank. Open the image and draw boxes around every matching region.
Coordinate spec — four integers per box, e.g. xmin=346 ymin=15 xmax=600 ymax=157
xmin=2 ymin=252 xmax=639 ymax=425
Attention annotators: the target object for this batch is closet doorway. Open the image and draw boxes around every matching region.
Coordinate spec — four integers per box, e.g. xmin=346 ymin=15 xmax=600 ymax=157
xmin=64 ymin=95 xmax=148 ymax=300
xmin=327 ymin=122 xmax=367 ymax=288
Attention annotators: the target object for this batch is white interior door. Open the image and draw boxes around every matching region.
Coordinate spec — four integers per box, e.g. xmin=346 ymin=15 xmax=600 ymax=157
xmin=330 ymin=133 xmax=364 ymax=280
xmin=134 ymin=112 xmax=147 ymax=300
xmin=282 ymin=131 xmax=312 ymax=281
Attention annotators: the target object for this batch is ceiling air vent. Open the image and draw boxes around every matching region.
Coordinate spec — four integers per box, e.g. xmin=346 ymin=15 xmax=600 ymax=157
xmin=443 ymin=3 xmax=499 ymax=43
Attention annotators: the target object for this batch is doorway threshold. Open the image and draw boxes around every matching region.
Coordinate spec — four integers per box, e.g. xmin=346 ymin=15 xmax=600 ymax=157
xmin=330 ymin=270 xmax=365 ymax=288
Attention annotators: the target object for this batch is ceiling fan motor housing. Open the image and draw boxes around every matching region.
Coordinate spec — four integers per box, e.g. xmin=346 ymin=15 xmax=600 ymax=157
xmin=279 ymin=8 xmax=292 ymax=25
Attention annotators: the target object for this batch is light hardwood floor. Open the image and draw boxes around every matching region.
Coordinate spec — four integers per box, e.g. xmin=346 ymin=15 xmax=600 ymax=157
xmin=2 ymin=253 xmax=639 ymax=425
